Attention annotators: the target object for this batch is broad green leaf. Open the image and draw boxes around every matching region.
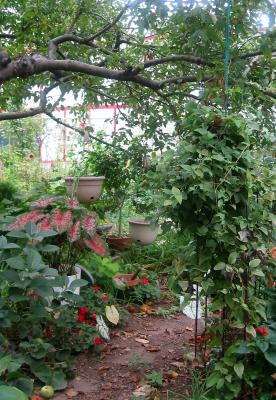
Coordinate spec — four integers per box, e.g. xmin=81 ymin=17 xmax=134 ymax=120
xmin=68 ymin=279 xmax=88 ymax=290
xmin=249 ymin=259 xmax=261 ymax=268
xmin=6 ymin=256 xmax=25 ymax=270
xmin=0 ymin=386 xmax=28 ymax=400
xmin=228 ymin=252 xmax=237 ymax=265
xmin=234 ymin=362 xmax=244 ymax=379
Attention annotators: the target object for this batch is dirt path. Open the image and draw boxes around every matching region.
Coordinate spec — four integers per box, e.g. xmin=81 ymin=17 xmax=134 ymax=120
xmin=54 ymin=305 xmax=204 ymax=400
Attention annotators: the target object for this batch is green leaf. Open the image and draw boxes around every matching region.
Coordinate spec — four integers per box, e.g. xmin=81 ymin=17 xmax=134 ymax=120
xmin=0 ymin=386 xmax=28 ymax=400
xmin=214 ymin=262 xmax=226 ymax=271
xmin=0 ymin=355 xmax=11 ymax=374
xmin=6 ymin=256 xmax=25 ymax=270
xmin=228 ymin=252 xmax=237 ymax=265
xmin=10 ymin=378 xmax=33 ymax=397
xmin=206 ymin=371 xmax=221 ymax=388
xmin=42 ymin=245 xmax=59 ymax=253
xmin=163 ymin=199 xmax=172 ymax=206
xmin=234 ymin=361 xmax=244 ymax=379
xmin=264 ymin=348 xmax=276 ymax=367
xmin=252 ymin=269 xmax=265 ymax=277
xmin=68 ymin=279 xmax=88 ymax=290
xmin=249 ymin=259 xmax=261 ymax=268
xmin=171 ymin=187 xmax=182 ymax=204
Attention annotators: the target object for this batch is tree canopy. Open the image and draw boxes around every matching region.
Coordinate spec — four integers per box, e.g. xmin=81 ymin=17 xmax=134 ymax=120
xmin=0 ymin=0 xmax=275 ymax=136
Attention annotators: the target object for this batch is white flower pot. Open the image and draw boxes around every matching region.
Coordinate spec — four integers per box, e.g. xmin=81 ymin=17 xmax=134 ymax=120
xmin=64 ymin=176 xmax=105 ymax=203
xmin=128 ymin=217 xmax=159 ymax=245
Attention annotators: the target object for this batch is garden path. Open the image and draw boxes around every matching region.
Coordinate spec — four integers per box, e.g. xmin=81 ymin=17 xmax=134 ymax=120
xmin=54 ymin=302 xmax=204 ymax=400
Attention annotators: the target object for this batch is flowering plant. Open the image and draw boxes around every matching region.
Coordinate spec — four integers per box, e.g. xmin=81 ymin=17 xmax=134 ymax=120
xmin=6 ymin=195 xmax=108 ymax=274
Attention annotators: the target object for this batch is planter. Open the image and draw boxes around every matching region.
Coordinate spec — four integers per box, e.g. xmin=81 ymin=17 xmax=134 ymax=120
xmin=97 ymin=223 xmax=114 ymax=235
xmin=128 ymin=217 xmax=159 ymax=245
xmin=113 ymin=273 xmax=139 ymax=287
xmin=107 ymin=236 xmax=133 ymax=251
xmin=64 ymin=176 xmax=105 ymax=203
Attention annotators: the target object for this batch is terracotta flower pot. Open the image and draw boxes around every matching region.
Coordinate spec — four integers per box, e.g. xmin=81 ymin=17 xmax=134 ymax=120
xmin=107 ymin=236 xmax=133 ymax=251
xmin=113 ymin=273 xmax=139 ymax=287
xmin=128 ymin=217 xmax=159 ymax=245
xmin=64 ymin=176 xmax=105 ymax=203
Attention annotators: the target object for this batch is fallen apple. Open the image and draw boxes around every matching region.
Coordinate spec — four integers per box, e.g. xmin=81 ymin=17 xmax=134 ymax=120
xmin=40 ymin=386 xmax=54 ymax=399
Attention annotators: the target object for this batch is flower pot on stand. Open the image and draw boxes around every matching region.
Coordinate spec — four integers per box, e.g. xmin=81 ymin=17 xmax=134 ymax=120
xmin=107 ymin=236 xmax=133 ymax=251
xmin=128 ymin=218 xmax=159 ymax=245
xmin=64 ymin=176 xmax=105 ymax=203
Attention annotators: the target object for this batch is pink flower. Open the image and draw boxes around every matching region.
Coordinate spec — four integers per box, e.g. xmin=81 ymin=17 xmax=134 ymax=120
xmin=84 ymin=235 xmax=107 ymax=257
xmin=7 ymin=210 xmax=43 ymax=230
xmin=68 ymin=221 xmax=81 ymax=242
xmin=94 ymin=337 xmax=102 ymax=346
xmin=38 ymin=217 xmax=52 ymax=231
xmin=65 ymin=197 xmax=80 ymax=209
xmin=82 ymin=214 xmax=97 ymax=237
xmin=51 ymin=209 xmax=72 ymax=233
xmin=141 ymin=276 xmax=149 ymax=285
xmin=30 ymin=197 xmax=56 ymax=208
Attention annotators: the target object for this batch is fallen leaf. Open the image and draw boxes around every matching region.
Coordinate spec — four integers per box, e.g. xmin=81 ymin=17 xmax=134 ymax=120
xmin=140 ymin=304 xmax=155 ymax=313
xmin=167 ymin=370 xmax=178 ymax=379
xmin=144 ymin=345 xmax=161 ymax=352
xmin=65 ymin=388 xmax=79 ymax=397
xmin=135 ymin=338 xmax=149 ymax=344
xmin=185 ymin=326 xmax=193 ymax=331
xmin=133 ymin=384 xmax=154 ymax=398
xmin=127 ymin=305 xmax=138 ymax=313
xmin=98 ymin=365 xmax=110 ymax=372
xmin=170 ymin=361 xmax=185 ymax=369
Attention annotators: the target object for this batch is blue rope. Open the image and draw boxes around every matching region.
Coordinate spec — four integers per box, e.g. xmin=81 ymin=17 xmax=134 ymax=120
xmin=224 ymin=0 xmax=231 ymax=115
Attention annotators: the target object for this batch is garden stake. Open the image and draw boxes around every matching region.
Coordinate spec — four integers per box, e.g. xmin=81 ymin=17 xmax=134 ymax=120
xmin=194 ymin=282 xmax=199 ymax=359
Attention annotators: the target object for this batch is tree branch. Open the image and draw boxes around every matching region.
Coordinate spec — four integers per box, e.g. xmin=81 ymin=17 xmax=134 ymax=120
xmin=84 ymin=0 xmax=141 ymax=42
xmin=0 ymin=54 xmax=210 ymax=91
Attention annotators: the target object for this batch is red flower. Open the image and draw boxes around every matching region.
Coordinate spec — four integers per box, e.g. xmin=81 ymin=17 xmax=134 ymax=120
xmin=262 ymin=327 xmax=268 ymax=336
xmin=91 ymin=314 xmax=97 ymax=319
xmin=93 ymin=284 xmax=100 ymax=292
xmin=44 ymin=329 xmax=53 ymax=338
xmin=102 ymin=294 xmax=108 ymax=302
xmin=77 ymin=314 xmax=86 ymax=323
xmin=141 ymin=276 xmax=149 ymax=285
xmin=268 ymin=281 xmax=275 ymax=288
xmin=78 ymin=307 xmax=87 ymax=315
xmin=94 ymin=337 xmax=102 ymax=346
xmin=255 ymin=327 xmax=268 ymax=336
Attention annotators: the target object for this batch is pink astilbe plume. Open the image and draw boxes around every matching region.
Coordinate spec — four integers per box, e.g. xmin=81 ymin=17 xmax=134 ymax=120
xmin=30 ymin=197 xmax=56 ymax=208
xmin=7 ymin=210 xmax=44 ymax=230
xmin=51 ymin=209 xmax=72 ymax=233
xmin=65 ymin=197 xmax=80 ymax=209
xmin=68 ymin=221 xmax=81 ymax=242
xmin=84 ymin=234 xmax=108 ymax=257
xmin=82 ymin=214 xmax=97 ymax=237
xmin=38 ymin=216 xmax=52 ymax=231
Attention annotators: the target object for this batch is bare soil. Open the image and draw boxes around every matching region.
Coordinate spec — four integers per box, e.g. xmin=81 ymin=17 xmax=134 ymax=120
xmin=53 ymin=303 xmax=204 ymax=400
